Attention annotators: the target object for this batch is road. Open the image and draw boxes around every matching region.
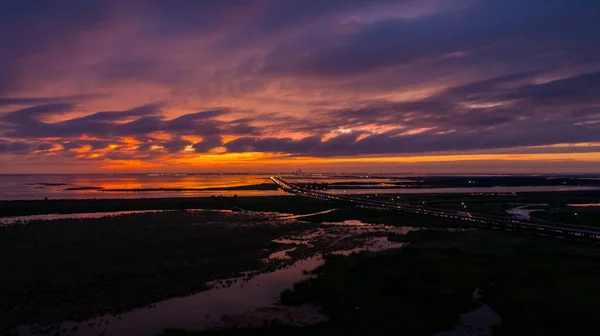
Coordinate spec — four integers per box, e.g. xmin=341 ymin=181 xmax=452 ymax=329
xmin=271 ymin=176 xmax=600 ymax=241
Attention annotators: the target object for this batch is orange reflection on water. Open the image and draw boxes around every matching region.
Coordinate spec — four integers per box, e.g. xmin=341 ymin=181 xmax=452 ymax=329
xmin=70 ymin=174 xmax=270 ymax=190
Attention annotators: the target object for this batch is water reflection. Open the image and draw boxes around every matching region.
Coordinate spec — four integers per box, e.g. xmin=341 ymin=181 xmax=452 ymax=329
xmin=331 ymin=236 xmax=406 ymax=256
xmin=15 ymin=257 xmax=326 ymax=336
xmin=277 ymin=208 xmax=340 ymax=220
xmin=0 ymin=209 xmax=233 ymax=226
xmin=0 ymin=210 xmax=165 ymax=225
xmin=505 ymin=205 xmax=546 ymax=218
xmin=0 ymin=174 xmax=277 ymax=200
xmin=264 ymin=247 xmax=297 ymax=261
xmin=433 ymin=289 xmax=501 ymax=336
xmin=15 ymin=218 xmax=413 ymax=336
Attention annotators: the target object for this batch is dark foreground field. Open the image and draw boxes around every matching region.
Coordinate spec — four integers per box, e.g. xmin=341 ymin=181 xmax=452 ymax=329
xmin=2 ymin=195 xmax=600 ymax=335
xmin=167 ymin=230 xmax=600 ymax=336
xmin=0 ymin=211 xmax=318 ymax=332
xmin=4 ymin=190 xmax=599 ymax=226
xmin=0 ymin=195 xmax=334 ymax=218
xmin=363 ymin=190 xmax=600 ymax=225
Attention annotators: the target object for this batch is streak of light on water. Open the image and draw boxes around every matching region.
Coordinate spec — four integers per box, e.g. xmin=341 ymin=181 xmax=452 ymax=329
xmin=506 ymin=206 xmax=540 ymax=218
xmin=276 ymin=208 xmax=340 ymax=220
xmin=0 ymin=210 xmax=165 ymax=225
xmin=264 ymin=247 xmax=297 ymax=261
xmin=0 ymin=209 xmax=233 ymax=226
xmin=331 ymin=236 xmax=406 ymax=255
xmin=0 ymin=174 xmax=279 ymax=200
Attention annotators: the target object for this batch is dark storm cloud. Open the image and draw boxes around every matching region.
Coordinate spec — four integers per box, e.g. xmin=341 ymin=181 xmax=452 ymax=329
xmin=2 ymin=103 xmax=74 ymax=124
xmin=36 ymin=142 xmax=54 ymax=151
xmin=146 ymin=0 xmax=409 ymax=35
xmin=223 ymin=137 xmax=256 ymax=153
xmin=254 ymin=136 xmax=322 ymax=152
xmin=6 ymin=66 xmax=600 ymax=158
xmin=0 ymin=0 xmax=121 ymax=94
xmin=223 ymin=134 xmax=360 ymax=155
xmin=221 ymin=68 xmax=600 ymax=156
xmin=501 ymin=72 xmax=600 ymax=107
xmin=75 ymin=103 xmax=164 ymax=123
xmin=224 ymin=120 xmax=262 ymax=136
xmin=319 ymin=70 xmax=600 ymax=133
xmin=0 ymin=104 xmax=237 ymax=139
xmin=61 ymin=140 xmax=111 ymax=151
xmin=166 ymin=110 xmax=228 ymax=136
xmin=0 ymin=0 xmax=412 ymax=92
xmin=264 ymin=0 xmax=600 ymax=76
xmin=192 ymin=135 xmax=223 ymax=153
xmin=222 ymin=135 xmax=324 ymax=153
xmin=0 ymin=140 xmax=31 ymax=153
xmin=0 ymin=95 xmax=101 ymax=107
xmin=162 ymin=137 xmax=192 ymax=153
xmin=1 ymin=103 xmax=162 ymax=138
xmin=223 ymin=118 xmax=600 ymax=157
xmin=251 ymin=0 xmax=416 ymax=32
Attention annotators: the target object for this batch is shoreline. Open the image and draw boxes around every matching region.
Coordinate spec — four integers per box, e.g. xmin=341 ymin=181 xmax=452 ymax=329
xmin=3 ymin=189 xmax=600 ymax=218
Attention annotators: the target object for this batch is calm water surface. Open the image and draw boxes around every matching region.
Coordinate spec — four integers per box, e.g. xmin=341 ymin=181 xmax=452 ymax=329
xmin=3 ymin=174 xmax=600 ymax=201
xmin=0 ymin=174 xmax=280 ymax=200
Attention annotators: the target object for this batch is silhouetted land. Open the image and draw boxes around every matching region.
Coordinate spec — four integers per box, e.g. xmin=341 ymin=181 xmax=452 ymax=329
xmin=362 ymin=190 xmax=600 ymax=226
xmin=3 ymin=190 xmax=600 ymax=219
xmin=2 ymin=192 xmax=600 ymax=335
xmin=64 ymin=186 xmax=104 ymax=191
xmin=0 ymin=196 xmax=333 ymax=218
xmin=0 ymin=211 xmax=317 ymax=331
xmin=164 ymin=230 xmax=600 ymax=336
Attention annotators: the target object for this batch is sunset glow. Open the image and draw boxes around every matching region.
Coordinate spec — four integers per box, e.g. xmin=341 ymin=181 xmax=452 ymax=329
xmin=1 ymin=0 xmax=600 ymax=173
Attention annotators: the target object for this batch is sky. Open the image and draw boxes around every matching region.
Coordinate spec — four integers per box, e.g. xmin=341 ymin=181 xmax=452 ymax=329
xmin=1 ymin=0 xmax=600 ymax=174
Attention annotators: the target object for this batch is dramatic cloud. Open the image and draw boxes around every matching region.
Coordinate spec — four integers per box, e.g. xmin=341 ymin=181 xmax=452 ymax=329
xmin=0 ymin=140 xmax=31 ymax=154
xmin=193 ymin=135 xmax=223 ymax=153
xmin=1 ymin=0 xmax=600 ymax=172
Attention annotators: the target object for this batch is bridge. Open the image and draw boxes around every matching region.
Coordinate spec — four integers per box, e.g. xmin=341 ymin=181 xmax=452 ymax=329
xmin=271 ymin=176 xmax=600 ymax=241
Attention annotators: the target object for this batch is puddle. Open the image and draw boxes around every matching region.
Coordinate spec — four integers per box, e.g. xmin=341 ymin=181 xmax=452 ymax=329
xmin=505 ymin=204 xmax=547 ymax=218
xmin=332 ymin=236 xmax=406 ymax=255
xmin=264 ymin=247 xmax=297 ymax=261
xmin=323 ymin=220 xmax=421 ymax=235
xmin=433 ymin=289 xmax=501 ymax=336
xmin=272 ymin=238 xmax=310 ymax=245
xmin=277 ymin=209 xmax=340 ymax=220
